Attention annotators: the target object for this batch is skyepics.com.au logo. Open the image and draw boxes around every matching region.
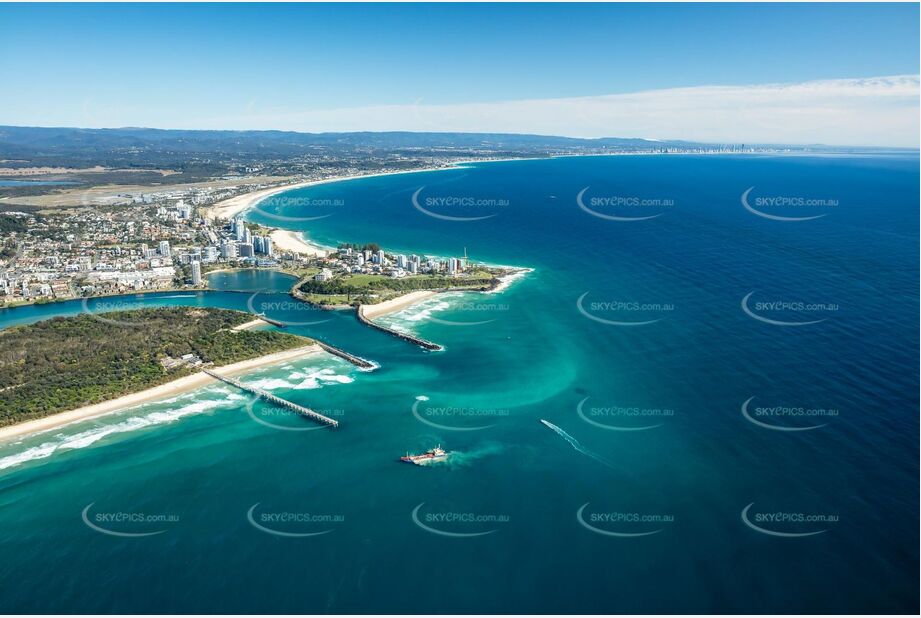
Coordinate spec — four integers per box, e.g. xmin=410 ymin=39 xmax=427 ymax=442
xmin=428 ymin=300 xmax=510 ymax=327
xmin=80 ymin=297 xmax=151 ymax=328
xmin=81 ymin=503 xmax=179 ymax=538
xmin=576 ymin=503 xmax=674 ymax=538
xmin=741 ymin=187 xmax=838 ymax=222
xmin=246 ymin=395 xmax=344 ymax=432
xmin=741 ymin=396 xmax=838 ymax=432
xmin=411 ymin=395 xmax=509 ymax=431
xmin=250 ymin=193 xmax=345 ymax=223
xmin=741 ymin=503 xmax=838 ymax=538
xmin=246 ymin=503 xmax=344 ymax=538
xmin=577 ymin=186 xmax=675 ymax=222
xmin=246 ymin=291 xmax=333 ymax=326
xmin=411 ymin=186 xmax=509 ymax=222
xmin=577 ymin=397 xmax=674 ymax=432
xmin=411 ymin=502 xmax=510 ymax=538
xmin=741 ymin=291 xmax=838 ymax=326
xmin=576 ymin=292 xmax=674 ymax=326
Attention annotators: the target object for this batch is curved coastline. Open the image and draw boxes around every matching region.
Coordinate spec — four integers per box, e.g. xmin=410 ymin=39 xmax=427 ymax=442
xmin=0 ymin=162 xmax=534 ymax=449
xmin=207 ymin=165 xmax=479 ymax=257
xmin=207 ymin=165 xmax=467 ymax=223
xmin=0 ymin=344 xmax=322 ymax=443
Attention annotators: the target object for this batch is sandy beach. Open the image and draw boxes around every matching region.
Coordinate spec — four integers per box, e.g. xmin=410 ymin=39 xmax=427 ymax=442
xmin=360 ymin=290 xmax=438 ymax=320
xmin=0 ymin=344 xmax=322 ymax=442
xmin=204 ymin=180 xmax=315 ymax=221
xmin=231 ymin=317 xmax=269 ymax=331
xmin=269 ymin=229 xmax=329 ymax=257
xmin=204 ymin=166 xmax=455 ymax=223
xmin=358 ymin=268 xmax=532 ymax=320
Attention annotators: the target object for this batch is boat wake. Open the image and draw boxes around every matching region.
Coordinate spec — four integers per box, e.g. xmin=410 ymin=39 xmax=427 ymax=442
xmin=443 ymin=441 xmax=504 ymax=468
xmin=540 ymin=419 xmax=615 ymax=468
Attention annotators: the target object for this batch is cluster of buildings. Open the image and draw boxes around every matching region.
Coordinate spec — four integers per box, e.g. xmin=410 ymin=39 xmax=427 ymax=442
xmin=0 ymin=160 xmax=494 ymax=306
xmin=0 ymin=195 xmax=308 ymax=305
xmin=314 ymin=246 xmax=469 ymax=281
xmin=217 ymin=217 xmax=274 ymax=261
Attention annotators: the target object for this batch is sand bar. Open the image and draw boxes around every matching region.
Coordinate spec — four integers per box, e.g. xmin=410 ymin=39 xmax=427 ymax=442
xmin=231 ymin=317 xmax=268 ymax=331
xmin=0 ymin=344 xmax=321 ymax=442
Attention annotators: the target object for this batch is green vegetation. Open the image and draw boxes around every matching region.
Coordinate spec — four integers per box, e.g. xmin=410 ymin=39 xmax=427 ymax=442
xmin=297 ymin=270 xmax=500 ymax=306
xmin=0 ymin=307 xmax=312 ymax=426
xmin=0 ymin=214 xmax=29 ymax=234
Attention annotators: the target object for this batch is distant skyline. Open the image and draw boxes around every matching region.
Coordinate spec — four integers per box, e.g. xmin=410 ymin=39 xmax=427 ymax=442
xmin=1 ymin=3 xmax=919 ymax=146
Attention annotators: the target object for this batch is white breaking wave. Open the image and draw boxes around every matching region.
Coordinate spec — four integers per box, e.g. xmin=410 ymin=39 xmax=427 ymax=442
xmin=484 ymin=268 xmax=533 ymax=295
xmin=245 ymin=377 xmax=297 ymax=391
xmin=378 ymin=292 xmax=465 ymax=333
xmin=246 ymin=366 xmax=355 ymax=392
xmin=0 ymin=355 xmax=356 ymax=472
xmin=0 ymin=390 xmax=244 ymax=471
xmin=288 ymin=368 xmax=355 ymax=390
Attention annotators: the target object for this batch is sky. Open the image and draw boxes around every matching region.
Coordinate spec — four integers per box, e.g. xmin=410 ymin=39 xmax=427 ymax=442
xmin=1 ymin=3 xmax=919 ymax=146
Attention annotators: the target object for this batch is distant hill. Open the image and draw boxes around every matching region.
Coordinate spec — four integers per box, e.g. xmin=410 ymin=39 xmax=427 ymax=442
xmin=2 ymin=125 xmax=891 ymax=172
xmin=0 ymin=125 xmax=707 ymax=163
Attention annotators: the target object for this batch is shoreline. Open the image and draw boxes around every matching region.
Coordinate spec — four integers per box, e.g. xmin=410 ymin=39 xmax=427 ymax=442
xmin=0 ymin=344 xmax=322 ymax=443
xmin=359 ymin=290 xmax=439 ymax=320
xmin=269 ymin=229 xmax=329 ymax=257
xmin=230 ymin=317 xmax=268 ymax=331
xmin=357 ymin=267 xmax=533 ymax=321
xmin=204 ymin=165 xmax=460 ymax=223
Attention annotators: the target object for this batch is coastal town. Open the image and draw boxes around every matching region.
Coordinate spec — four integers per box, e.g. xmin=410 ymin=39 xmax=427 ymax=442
xmin=0 ymin=125 xmax=779 ymax=309
xmin=0 ymin=188 xmax=283 ymax=304
xmin=0 ymin=169 xmax=505 ymax=307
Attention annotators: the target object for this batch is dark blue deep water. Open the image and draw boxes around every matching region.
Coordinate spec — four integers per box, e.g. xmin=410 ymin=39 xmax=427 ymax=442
xmin=0 ymin=154 xmax=917 ymax=613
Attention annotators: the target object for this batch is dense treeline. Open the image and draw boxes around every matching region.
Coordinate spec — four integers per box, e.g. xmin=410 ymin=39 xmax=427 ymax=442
xmin=0 ymin=215 xmax=29 ymax=234
xmin=0 ymin=307 xmax=311 ymax=426
xmin=299 ymin=275 xmax=498 ymax=297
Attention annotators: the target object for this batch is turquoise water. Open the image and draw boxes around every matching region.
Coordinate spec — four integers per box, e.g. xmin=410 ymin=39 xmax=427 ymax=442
xmin=206 ymin=268 xmax=297 ymax=293
xmin=0 ymin=155 xmax=917 ymax=613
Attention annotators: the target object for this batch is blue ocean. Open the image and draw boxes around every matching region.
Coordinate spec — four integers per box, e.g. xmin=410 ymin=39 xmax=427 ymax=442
xmin=0 ymin=154 xmax=917 ymax=613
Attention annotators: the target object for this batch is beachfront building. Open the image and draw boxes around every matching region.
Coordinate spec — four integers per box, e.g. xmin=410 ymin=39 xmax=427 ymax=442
xmin=191 ymin=261 xmax=202 ymax=285
xmin=203 ymin=246 xmax=219 ymax=262
xmin=220 ymin=241 xmax=237 ymax=259
xmin=252 ymin=235 xmax=273 ymax=256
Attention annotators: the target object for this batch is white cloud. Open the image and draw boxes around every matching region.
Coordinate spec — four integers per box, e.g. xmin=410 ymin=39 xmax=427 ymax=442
xmin=206 ymin=75 xmax=920 ymax=147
